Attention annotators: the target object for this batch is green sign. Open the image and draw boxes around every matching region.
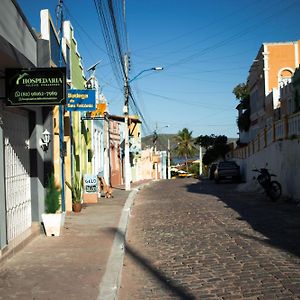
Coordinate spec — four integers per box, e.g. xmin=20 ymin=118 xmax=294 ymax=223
xmin=5 ymin=67 xmax=66 ymax=106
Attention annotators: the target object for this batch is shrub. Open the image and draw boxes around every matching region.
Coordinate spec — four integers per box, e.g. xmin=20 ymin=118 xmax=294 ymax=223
xmin=45 ymin=174 xmax=61 ymax=213
xmin=65 ymin=173 xmax=82 ymax=204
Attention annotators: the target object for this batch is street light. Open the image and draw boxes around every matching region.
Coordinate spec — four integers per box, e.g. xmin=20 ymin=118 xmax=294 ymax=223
xmin=129 ymin=67 xmax=164 ymax=84
xmin=153 ymin=124 xmax=169 ymax=152
xmin=124 ymin=61 xmax=163 ymax=191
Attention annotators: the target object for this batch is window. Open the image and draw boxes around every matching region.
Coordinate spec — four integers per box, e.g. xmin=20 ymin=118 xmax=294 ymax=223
xmin=278 ymin=69 xmax=293 ymax=88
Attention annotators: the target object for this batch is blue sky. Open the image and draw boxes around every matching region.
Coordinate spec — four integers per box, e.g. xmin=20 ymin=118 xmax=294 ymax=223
xmin=18 ymin=0 xmax=300 ymax=138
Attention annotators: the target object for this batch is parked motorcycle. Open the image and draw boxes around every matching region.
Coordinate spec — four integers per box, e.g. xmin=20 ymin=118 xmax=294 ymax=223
xmin=252 ymin=167 xmax=281 ymax=201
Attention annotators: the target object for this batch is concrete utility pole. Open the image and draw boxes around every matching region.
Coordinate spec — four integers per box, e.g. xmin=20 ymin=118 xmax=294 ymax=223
xmin=123 ymin=54 xmax=131 ymax=191
xmin=168 ymin=138 xmax=171 ymax=179
xmin=123 ymin=66 xmax=163 ymax=188
xmin=199 ymin=146 xmax=203 ymax=176
xmin=57 ymin=0 xmax=65 ymax=211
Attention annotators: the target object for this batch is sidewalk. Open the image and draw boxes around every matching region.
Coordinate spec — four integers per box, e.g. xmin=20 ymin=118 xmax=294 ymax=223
xmin=0 ymin=180 xmax=151 ymax=300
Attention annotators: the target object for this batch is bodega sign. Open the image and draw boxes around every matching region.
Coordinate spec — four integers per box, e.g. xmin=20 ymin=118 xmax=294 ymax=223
xmin=5 ymin=67 xmax=66 ymax=106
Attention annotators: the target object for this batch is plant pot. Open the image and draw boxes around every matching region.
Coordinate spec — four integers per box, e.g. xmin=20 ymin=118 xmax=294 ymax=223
xmin=73 ymin=202 xmax=82 ymax=213
xmin=41 ymin=212 xmax=66 ymax=237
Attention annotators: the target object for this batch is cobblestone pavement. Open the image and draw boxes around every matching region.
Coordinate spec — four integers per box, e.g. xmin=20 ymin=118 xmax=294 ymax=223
xmin=119 ymin=178 xmax=300 ymax=300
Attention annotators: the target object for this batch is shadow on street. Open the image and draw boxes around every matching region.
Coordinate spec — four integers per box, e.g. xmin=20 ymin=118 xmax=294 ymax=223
xmin=185 ymin=178 xmax=300 ymax=258
xmin=107 ymin=227 xmax=195 ymax=300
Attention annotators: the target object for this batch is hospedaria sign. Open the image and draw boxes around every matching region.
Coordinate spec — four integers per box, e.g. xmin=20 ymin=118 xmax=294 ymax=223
xmin=5 ymin=67 xmax=66 ymax=106
xmin=66 ymin=89 xmax=96 ymax=111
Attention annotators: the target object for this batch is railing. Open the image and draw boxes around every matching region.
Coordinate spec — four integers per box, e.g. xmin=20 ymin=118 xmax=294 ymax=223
xmin=288 ymin=111 xmax=300 ymax=137
xmin=233 ymin=111 xmax=300 ymax=159
xmin=275 ymin=119 xmax=284 ymax=140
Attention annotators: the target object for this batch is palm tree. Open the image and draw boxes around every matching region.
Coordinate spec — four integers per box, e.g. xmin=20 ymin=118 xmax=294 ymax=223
xmin=174 ymin=128 xmax=197 ymax=171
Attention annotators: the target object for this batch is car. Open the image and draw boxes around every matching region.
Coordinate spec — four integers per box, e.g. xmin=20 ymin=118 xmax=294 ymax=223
xmin=214 ymin=161 xmax=241 ymax=183
xmin=177 ymin=170 xmax=193 ymax=178
xmin=208 ymin=163 xmax=217 ymax=180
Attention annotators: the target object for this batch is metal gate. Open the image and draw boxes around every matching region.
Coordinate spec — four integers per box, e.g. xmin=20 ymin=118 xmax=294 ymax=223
xmin=3 ymin=109 xmax=31 ymax=242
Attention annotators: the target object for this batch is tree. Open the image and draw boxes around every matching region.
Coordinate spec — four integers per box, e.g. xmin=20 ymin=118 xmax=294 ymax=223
xmin=194 ymin=134 xmax=215 ymax=149
xmin=196 ymin=134 xmax=231 ymax=165
xmin=233 ymin=83 xmax=251 ymax=132
xmin=174 ymin=128 xmax=197 ymax=171
xmin=233 ymin=83 xmax=249 ymax=103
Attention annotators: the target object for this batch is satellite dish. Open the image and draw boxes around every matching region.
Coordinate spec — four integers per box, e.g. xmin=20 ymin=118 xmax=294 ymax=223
xmin=87 ymin=60 xmax=102 ymax=72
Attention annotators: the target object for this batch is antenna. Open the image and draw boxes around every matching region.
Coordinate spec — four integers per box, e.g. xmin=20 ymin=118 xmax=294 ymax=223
xmin=87 ymin=60 xmax=102 ymax=73
xmin=86 ymin=60 xmax=102 ymax=89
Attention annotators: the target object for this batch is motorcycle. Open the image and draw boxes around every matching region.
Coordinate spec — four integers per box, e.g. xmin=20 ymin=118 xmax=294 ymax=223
xmin=252 ymin=167 xmax=281 ymax=201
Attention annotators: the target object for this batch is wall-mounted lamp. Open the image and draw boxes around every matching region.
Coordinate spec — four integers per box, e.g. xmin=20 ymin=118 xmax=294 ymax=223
xmin=40 ymin=129 xmax=51 ymax=151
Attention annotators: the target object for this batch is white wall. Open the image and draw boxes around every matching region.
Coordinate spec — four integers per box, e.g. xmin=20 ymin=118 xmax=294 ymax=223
xmin=0 ymin=0 xmax=37 ymax=66
xmin=236 ymin=139 xmax=300 ymax=200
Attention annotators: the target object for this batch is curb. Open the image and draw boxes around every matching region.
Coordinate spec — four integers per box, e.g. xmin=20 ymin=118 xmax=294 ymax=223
xmin=97 ymin=182 xmax=150 ymax=300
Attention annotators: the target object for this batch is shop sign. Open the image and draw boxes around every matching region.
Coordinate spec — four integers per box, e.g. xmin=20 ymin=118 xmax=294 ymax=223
xmin=83 ymin=174 xmax=98 ymax=194
xmin=90 ymin=102 xmax=107 ymax=117
xmin=66 ymin=89 xmax=96 ymax=111
xmin=5 ymin=67 xmax=66 ymax=106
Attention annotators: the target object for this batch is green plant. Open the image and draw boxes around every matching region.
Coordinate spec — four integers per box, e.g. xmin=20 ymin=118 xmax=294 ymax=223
xmin=237 ymin=109 xmax=251 ymax=132
xmin=65 ymin=173 xmax=82 ymax=204
xmin=45 ymin=174 xmax=61 ymax=213
xmin=174 ymin=128 xmax=197 ymax=171
xmin=188 ymin=163 xmax=199 ymax=175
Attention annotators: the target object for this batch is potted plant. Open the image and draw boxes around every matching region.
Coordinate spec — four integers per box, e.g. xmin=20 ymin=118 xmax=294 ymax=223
xmin=42 ymin=174 xmax=65 ymax=237
xmin=66 ymin=173 xmax=82 ymax=213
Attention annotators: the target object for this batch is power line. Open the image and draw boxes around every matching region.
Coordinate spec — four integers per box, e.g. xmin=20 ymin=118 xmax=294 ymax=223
xmin=133 ymin=0 xmax=261 ymax=53
xmin=141 ymin=90 xmax=233 ymax=111
xmin=164 ymin=0 xmax=299 ymax=69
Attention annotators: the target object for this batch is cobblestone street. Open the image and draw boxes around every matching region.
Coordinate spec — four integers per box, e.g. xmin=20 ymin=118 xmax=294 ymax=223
xmin=119 ymin=178 xmax=300 ymax=300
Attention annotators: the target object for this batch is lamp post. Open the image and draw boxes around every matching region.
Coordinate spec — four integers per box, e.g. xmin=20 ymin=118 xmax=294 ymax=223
xmin=153 ymin=124 xmax=169 ymax=152
xmin=123 ymin=59 xmax=163 ymax=191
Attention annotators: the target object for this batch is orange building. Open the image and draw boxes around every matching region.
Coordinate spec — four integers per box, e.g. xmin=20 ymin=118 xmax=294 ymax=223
xmin=247 ymin=40 xmax=300 ymax=140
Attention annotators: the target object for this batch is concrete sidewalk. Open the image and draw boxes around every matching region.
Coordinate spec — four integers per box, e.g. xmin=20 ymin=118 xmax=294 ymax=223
xmin=0 ymin=181 xmax=150 ymax=300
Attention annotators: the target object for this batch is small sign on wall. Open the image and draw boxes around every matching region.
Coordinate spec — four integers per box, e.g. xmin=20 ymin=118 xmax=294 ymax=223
xmin=83 ymin=174 xmax=98 ymax=204
xmin=83 ymin=175 xmax=98 ymax=193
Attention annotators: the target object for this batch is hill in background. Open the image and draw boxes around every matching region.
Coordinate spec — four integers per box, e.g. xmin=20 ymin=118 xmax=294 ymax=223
xmin=142 ymin=134 xmax=237 ymax=152
xmin=142 ymin=134 xmax=177 ymax=151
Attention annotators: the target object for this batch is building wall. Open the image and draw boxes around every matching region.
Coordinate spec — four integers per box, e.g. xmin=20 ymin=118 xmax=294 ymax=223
xmin=280 ymin=83 xmax=294 ymax=116
xmin=267 ymin=42 xmax=296 ymax=94
xmin=236 ymin=139 xmax=300 ymax=201
xmin=248 ymin=47 xmax=265 ymax=140
xmin=0 ymin=1 xmax=49 ymax=251
xmin=109 ymin=120 xmax=122 ymax=187
xmin=247 ymin=41 xmax=300 ymax=141
xmin=0 ymin=0 xmax=37 ymax=66
xmin=293 ymin=68 xmax=300 ymax=111
xmin=63 ymin=21 xmax=86 ymax=211
xmin=138 ymin=149 xmax=153 ymax=180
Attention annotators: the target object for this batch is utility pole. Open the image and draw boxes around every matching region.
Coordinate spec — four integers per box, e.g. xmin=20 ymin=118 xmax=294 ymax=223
xmin=167 ymin=138 xmax=171 ymax=179
xmin=154 ymin=123 xmax=158 ymax=180
xmin=199 ymin=146 xmax=203 ymax=177
xmin=123 ymin=54 xmax=131 ymax=191
xmin=57 ymin=0 xmax=65 ymax=212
